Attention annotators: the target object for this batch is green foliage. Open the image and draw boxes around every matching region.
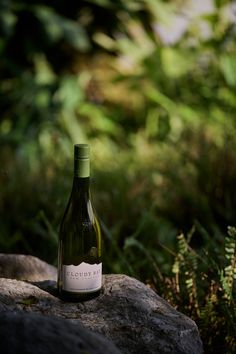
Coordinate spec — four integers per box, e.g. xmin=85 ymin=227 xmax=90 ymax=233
xmin=0 ymin=0 xmax=236 ymax=351
xmin=108 ymin=224 xmax=236 ymax=353
xmin=221 ymin=226 xmax=236 ymax=301
xmin=170 ymin=226 xmax=236 ymax=353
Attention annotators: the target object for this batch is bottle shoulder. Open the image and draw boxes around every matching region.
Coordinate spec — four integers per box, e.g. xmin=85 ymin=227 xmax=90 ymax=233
xmin=59 ymin=196 xmax=100 ymax=233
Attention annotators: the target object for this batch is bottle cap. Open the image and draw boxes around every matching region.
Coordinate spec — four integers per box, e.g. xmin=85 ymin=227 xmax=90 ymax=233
xmin=74 ymin=144 xmax=90 ymax=159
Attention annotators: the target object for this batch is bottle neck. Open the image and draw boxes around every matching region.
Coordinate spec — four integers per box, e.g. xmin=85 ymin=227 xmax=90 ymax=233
xmin=72 ymin=176 xmax=90 ymax=198
xmin=73 ymin=157 xmax=90 ymax=198
xmin=74 ymin=157 xmax=90 ymax=178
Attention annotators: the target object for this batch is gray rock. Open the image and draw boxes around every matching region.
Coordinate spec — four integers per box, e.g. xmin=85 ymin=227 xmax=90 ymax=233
xmin=0 ymin=253 xmax=57 ymax=281
xmin=0 ymin=274 xmax=203 ymax=354
xmin=0 ymin=311 xmax=121 ymax=354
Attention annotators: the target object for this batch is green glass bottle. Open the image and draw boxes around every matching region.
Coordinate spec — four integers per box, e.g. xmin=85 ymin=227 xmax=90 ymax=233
xmin=58 ymin=144 xmax=102 ymax=301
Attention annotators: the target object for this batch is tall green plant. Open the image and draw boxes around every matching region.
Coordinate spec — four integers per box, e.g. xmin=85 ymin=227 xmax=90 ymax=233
xmin=171 ymin=226 xmax=236 ymax=353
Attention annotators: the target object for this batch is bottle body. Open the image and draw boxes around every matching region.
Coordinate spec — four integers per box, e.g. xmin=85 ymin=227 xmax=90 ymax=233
xmin=58 ymin=145 xmax=102 ymax=301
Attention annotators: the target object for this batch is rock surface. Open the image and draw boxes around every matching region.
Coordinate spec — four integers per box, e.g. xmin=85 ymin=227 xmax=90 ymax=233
xmin=0 ymin=253 xmax=57 ymax=281
xmin=0 ymin=273 xmax=203 ymax=354
xmin=0 ymin=311 xmax=121 ymax=354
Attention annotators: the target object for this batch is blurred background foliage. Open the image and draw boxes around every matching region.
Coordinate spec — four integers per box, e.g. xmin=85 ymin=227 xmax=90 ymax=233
xmin=0 ymin=0 xmax=236 ymax=351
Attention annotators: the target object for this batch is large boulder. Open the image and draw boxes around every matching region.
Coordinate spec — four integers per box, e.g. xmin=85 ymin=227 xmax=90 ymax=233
xmin=0 ymin=311 xmax=121 ymax=354
xmin=0 ymin=254 xmax=203 ymax=354
xmin=0 ymin=253 xmax=57 ymax=281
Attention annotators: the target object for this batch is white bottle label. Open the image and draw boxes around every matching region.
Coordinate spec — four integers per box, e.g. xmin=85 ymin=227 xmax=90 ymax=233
xmin=62 ymin=262 xmax=102 ymax=293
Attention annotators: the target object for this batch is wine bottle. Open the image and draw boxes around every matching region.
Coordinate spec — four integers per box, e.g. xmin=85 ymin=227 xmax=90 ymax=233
xmin=58 ymin=144 xmax=102 ymax=301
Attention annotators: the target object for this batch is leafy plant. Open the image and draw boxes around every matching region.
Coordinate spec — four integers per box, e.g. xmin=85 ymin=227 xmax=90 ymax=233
xmin=171 ymin=226 xmax=236 ymax=353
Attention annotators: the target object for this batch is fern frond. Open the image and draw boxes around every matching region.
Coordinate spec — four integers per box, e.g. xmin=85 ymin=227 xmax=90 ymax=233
xmin=221 ymin=226 xmax=236 ymax=302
